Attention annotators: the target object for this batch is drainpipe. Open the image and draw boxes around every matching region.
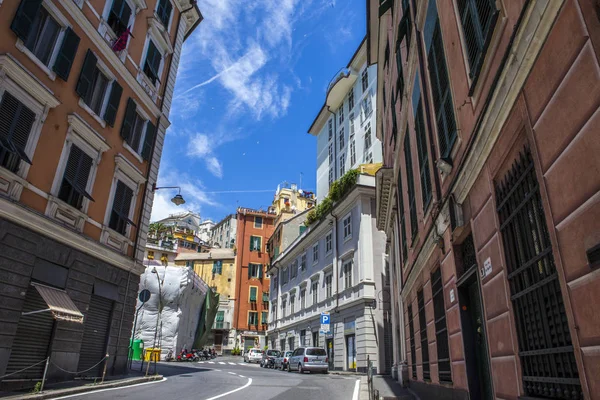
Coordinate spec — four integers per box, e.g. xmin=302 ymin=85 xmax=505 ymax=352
xmin=234 ymin=211 xmax=245 ymax=342
xmin=330 ymin=212 xmax=339 ymax=312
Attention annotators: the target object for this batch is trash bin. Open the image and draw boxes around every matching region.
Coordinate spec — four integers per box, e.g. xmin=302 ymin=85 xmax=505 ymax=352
xmin=144 ymin=348 xmax=161 ymax=362
xmin=132 ymin=339 xmax=144 ymax=361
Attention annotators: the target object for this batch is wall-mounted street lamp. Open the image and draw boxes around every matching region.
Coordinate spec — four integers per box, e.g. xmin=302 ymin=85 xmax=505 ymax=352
xmin=152 ymin=183 xmax=186 ymax=206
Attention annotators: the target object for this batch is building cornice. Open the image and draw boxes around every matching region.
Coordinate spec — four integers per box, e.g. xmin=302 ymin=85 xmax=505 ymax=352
xmin=0 ymin=54 xmax=61 ymax=108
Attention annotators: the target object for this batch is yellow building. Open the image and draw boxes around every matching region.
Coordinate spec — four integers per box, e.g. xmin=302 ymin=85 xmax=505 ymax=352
xmin=175 ymin=249 xmax=236 ymax=354
xmin=273 ymin=183 xmax=315 ymax=222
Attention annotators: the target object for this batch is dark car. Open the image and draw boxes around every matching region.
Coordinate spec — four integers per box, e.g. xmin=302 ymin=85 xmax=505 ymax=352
xmin=260 ymin=349 xmax=281 ymax=368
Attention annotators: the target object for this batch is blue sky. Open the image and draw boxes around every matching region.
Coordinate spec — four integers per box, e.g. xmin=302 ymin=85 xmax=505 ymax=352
xmin=150 ymin=0 xmax=367 ymax=223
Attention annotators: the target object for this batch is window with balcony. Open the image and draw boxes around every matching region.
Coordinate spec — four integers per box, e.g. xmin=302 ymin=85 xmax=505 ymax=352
xmin=0 ymin=92 xmax=35 ymax=173
xmin=108 ymin=180 xmax=135 ymax=236
xmin=58 ymin=145 xmax=94 ymax=209
xmin=143 ymin=40 xmax=162 ymax=86
xmin=120 ymin=98 xmax=155 ymax=160
xmin=107 ymin=0 xmax=132 ymax=36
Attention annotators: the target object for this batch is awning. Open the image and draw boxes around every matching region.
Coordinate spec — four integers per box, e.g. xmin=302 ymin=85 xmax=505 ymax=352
xmin=23 ymin=283 xmax=84 ymax=323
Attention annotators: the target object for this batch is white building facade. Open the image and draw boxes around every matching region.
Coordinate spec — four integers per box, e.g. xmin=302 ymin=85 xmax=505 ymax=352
xmin=211 ymin=214 xmax=237 ymax=249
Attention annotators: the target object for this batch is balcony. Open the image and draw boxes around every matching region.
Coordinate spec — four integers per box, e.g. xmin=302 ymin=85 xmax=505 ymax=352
xmin=326 ymin=67 xmax=357 ymax=111
xmin=214 ymin=321 xmax=230 ymax=330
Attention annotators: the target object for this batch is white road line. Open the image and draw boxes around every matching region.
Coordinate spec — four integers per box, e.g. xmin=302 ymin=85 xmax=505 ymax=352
xmin=238 ymin=363 xmax=245 ymax=366
xmin=352 ymin=379 xmax=360 ymax=400
xmin=53 ymin=377 xmax=167 ymax=399
xmin=227 ymin=371 xmax=236 ymax=375
xmin=205 ymin=377 xmax=253 ymax=400
xmin=214 ymin=369 xmax=221 ymax=372
xmin=208 ymin=361 xmax=215 ymax=364
xmin=238 ymin=375 xmax=245 ymax=378
xmin=228 ymin=362 xmax=236 ymax=365
xmin=198 ymin=361 xmax=205 ymax=364
xmin=218 ymin=361 xmax=225 ymax=365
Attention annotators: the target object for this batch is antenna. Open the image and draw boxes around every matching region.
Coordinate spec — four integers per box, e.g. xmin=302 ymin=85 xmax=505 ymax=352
xmin=300 ymin=172 xmax=303 ymax=191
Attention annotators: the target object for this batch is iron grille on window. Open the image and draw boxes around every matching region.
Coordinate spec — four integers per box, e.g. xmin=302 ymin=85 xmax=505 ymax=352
xmin=428 ymin=21 xmax=457 ymax=159
xmin=417 ymin=289 xmax=430 ymax=380
xmin=0 ymin=92 xmax=34 ymax=173
xmin=415 ymin=100 xmax=431 ymax=210
xmin=457 ymin=0 xmax=498 ymax=85
xmin=404 ymin=131 xmax=417 ymax=238
xmin=496 ymin=148 xmax=582 ymax=399
xmin=408 ymin=304 xmax=417 ymax=378
xmin=431 ymin=268 xmax=451 ymax=382
xmin=397 ymin=150 xmax=408 ymax=263
xmin=459 ymin=234 xmax=476 ymax=278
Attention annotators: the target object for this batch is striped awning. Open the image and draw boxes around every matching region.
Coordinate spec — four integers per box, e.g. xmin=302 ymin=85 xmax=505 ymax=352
xmin=25 ymin=283 xmax=84 ymax=323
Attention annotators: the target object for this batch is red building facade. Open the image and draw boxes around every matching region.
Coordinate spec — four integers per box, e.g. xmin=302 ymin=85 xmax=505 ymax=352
xmin=233 ymin=208 xmax=276 ymax=351
xmin=371 ymin=0 xmax=600 ymax=399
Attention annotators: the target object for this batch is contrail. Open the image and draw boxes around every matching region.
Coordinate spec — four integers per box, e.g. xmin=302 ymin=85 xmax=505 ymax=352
xmin=201 ymin=189 xmax=274 ymax=194
xmin=177 ymin=54 xmax=247 ymax=97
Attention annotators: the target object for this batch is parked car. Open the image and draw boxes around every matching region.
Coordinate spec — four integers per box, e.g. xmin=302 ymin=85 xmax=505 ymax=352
xmin=287 ymin=347 xmax=328 ymax=373
xmin=260 ymin=349 xmax=281 ymax=368
xmin=275 ymin=351 xmax=294 ymax=371
xmin=243 ymin=348 xmax=264 ymax=363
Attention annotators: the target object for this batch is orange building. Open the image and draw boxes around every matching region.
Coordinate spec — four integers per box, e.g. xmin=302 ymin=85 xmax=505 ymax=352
xmin=0 ymin=0 xmax=201 ymax=388
xmin=233 ymin=207 xmax=276 ymax=351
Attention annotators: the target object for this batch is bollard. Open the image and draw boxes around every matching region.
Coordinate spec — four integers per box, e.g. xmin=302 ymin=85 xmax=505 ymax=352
xmin=101 ymin=354 xmax=109 ymax=384
xmin=40 ymin=357 xmax=50 ymax=392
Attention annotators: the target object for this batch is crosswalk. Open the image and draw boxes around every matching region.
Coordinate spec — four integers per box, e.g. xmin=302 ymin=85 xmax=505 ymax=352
xmin=198 ymin=361 xmax=257 ymax=367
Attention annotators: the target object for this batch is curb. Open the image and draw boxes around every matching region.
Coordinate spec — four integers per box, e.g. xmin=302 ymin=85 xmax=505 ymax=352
xmin=3 ymin=375 xmax=164 ymax=400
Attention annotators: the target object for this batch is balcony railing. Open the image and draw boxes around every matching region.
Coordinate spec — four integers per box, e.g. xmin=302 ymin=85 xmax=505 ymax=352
xmin=327 ymin=67 xmax=352 ymax=93
xmin=214 ymin=321 xmax=230 ymax=330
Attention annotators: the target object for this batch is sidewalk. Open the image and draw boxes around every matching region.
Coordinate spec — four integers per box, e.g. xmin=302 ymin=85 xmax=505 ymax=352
xmin=360 ymin=375 xmax=417 ymax=400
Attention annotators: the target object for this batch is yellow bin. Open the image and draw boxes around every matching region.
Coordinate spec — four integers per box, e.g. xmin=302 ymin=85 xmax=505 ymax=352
xmin=144 ymin=348 xmax=161 ymax=362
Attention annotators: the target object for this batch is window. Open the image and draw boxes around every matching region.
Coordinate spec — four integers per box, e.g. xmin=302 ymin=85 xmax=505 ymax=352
xmin=58 ymin=145 xmax=94 ymax=209
xmin=328 ymin=143 xmax=334 ymax=164
xmin=361 ymin=96 xmax=372 ymax=122
xmin=408 ymin=304 xmax=417 ymax=378
xmin=215 ymin=311 xmax=224 ymax=329
xmin=109 ymin=180 xmax=134 ymax=235
xmin=107 ymin=0 xmax=132 ymax=36
xmin=348 ymin=89 xmax=355 ymax=110
xmin=365 ymin=152 xmax=373 ymax=164
xmin=254 ymin=216 xmax=263 ymax=228
xmin=364 ymin=123 xmax=372 ymax=151
xmin=404 ymin=132 xmax=417 ymax=238
xmin=23 ymin=7 xmax=60 ymax=67
xmin=328 ymin=167 xmax=334 ymax=188
xmin=361 ymin=68 xmax=369 ymax=92
xmin=312 ymin=244 xmax=319 ymax=263
xmin=281 ymin=299 xmax=286 ymax=318
xmin=290 ymin=260 xmax=298 ymax=279
xmin=350 ymin=140 xmax=356 ymax=166
xmin=458 ymin=0 xmax=498 ymax=84
xmin=418 ymin=289 xmax=430 ymax=380
xmin=0 ymin=92 xmax=35 ymax=173
xmin=156 ymin=0 xmax=173 ymax=29
xmin=390 ymin=91 xmax=398 ymax=148
xmin=120 ymin=98 xmax=155 ymax=159
xmin=300 ymin=289 xmax=306 ymax=309
xmin=415 ymin=99 xmax=432 ymax=210
xmin=397 ymin=164 xmax=408 ymax=263
xmin=76 ymin=51 xmax=123 ymax=126
xmin=248 ymin=263 xmax=263 ymax=279
xmin=325 ymin=232 xmax=332 ymax=254
xmin=248 ymin=311 xmax=258 ymax=326
xmin=338 ymin=127 xmax=345 ymax=150
xmin=339 ymin=155 xmax=346 ymax=176
xmin=343 ymin=214 xmax=352 ymax=240
xmin=328 ymin=119 xmax=333 ymax=141
xmin=311 ymin=281 xmax=318 ymax=305
xmin=147 ymin=251 xmax=154 ymax=260
xmin=261 ymin=311 xmax=268 ymax=325
xmin=143 ymin=40 xmax=162 ymax=85
xmin=212 ymin=260 xmax=223 ymax=274
xmin=262 ymin=292 xmax=269 ymax=302
xmin=343 ymin=261 xmax=352 ymax=289
xmin=300 ymin=254 xmax=306 ymax=271
xmin=349 ymin=114 xmax=355 ymax=137
xmin=250 ymin=235 xmax=262 ymax=251
xmin=325 ymin=274 xmax=332 ymax=298
xmin=431 ymin=268 xmax=451 ymax=382
xmin=290 ymin=294 xmax=295 ymax=314
xmin=428 ymin=21 xmax=457 ymax=159
xmin=338 ymin=108 xmax=344 ymax=124
xmin=249 ymin=286 xmax=257 ymax=302
xmin=282 ymin=268 xmax=289 ymax=284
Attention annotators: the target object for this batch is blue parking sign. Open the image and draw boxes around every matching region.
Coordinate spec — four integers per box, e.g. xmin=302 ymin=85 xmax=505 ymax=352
xmin=320 ymin=312 xmax=330 ymax=325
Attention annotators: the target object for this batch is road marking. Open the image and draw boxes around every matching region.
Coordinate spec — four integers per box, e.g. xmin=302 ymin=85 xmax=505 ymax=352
xmin=205 ymin=377 xmax=253 ymax=400
xmin=352 ymin=379 xmax=360 ymax=400
xmin=208 ymin=361 xmax=215 ymax=364
xmin=238 ymin=375 xmax=245 ymax=378
xmin=227 ymin=371 xmax=236 ymax=375
xmin=228 ymin=362 xmax=236 ymax=365
xmin=218 ymin=361 xmax=225 ymax=364
xmin=215 ymin=369 xmax=222 ymax=372
xmin=198 ymin=361 xmax=205 ymax=364
xmin=53 ymin=377 xmax=167 ymax=399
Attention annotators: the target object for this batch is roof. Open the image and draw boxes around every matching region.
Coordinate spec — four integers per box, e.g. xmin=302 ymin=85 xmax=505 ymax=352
xmin=175 ymin=248 xmax=235 ymax=261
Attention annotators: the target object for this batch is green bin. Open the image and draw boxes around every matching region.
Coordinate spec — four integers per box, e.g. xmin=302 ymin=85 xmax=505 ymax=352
xmin=132 ymin=339 xmax=144 ymax=361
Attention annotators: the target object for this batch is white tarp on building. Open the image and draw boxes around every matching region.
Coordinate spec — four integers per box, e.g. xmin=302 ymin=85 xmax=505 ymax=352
xmin=134 ymin=266 xmax=209 ymax=358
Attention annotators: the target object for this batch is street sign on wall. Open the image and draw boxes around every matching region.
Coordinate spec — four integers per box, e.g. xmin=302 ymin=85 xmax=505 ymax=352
xmin=320 ymin=312 xmax=330 ymax=334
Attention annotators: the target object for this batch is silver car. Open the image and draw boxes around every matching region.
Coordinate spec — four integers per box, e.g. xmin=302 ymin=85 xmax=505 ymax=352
xmin=275 ymin=351 xmax=293 ymax=370
xmin=243 ymin=348 xmax=263 ymax=363
xmin=287 ymin=347 xmax=328 ymax=373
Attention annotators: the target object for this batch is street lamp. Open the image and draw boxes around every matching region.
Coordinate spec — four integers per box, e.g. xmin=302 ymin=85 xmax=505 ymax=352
xmin=152 ymin=183 xmax=186 ymax=206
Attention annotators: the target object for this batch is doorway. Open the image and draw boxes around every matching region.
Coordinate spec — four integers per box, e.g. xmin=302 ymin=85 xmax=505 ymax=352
xmin=457 ymin=265 xmax=493 ymax=400
xmin=345 ymin=335 xmax=356 ymax=371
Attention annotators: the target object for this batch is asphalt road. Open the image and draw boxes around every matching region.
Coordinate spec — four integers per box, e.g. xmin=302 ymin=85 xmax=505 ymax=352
xmin=54 ymin=356 xmax=360 ymax=400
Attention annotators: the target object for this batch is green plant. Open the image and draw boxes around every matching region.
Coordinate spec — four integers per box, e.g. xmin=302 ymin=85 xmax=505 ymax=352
xmin=31 ymin=382 xmax=41 ymax=394
xmin=231 ymin=347 xmax=241 ymax=356
xmin=263 ymin=345 xmax=268 ymax=351
xmin=305 ymin=169 xmax=359 ymax=226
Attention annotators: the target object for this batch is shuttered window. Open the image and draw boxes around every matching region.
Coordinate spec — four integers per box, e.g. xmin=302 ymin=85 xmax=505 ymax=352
xmin=248 ymin=311 xmax=258 ymax=326
xmin=58 ymin=145 xmax=94 ymax=209
xmin=414 ymin=99 xmax=432 ymax=210
xmin=248 ymin=263 xmax=263 ymax=279
xmin=404 ymin=131 xmax=417 ymax=239
xmin=143 ymin=40 xmax=162 ymax=84
xmin=156 ymin=0 xmax=173 ymax=28
xmin=431 ymin=268 xmax=451 ymax=382
xmin=408 ymin=304 xmax=417 ymax=378
xmin=418 ymin=289 xmax=430 ymax=380
xmin=397 ymin=0 xmax=412 ymax=59
xmin=119 ymin=98 xmax=155 ymax=159
xmin=261 ymin=311 xmax=268 ymax=325
xmin=212 ymin=260 xmax=223 ymax=274
xmin=10 ymin=0 xmax=44 ymax=42
xmin=249 ymin=286 xmax=257 ymax=302
xmin=109 ymin=180 xmax=134 ymax=235
xmin=103 ymin=82 xmax=123 ymax=127
xmin=457 ymin=0 xmax=498 ymax=85
xmin=53 ymin=28 xmax=80 ymax=81
xmin=76 ymin=50 xmax=113 ymax=117
xmin=107 ymin=0 xmax=132 ymax=36
xmin=397 ymin=162 xmax=408 ymax=263
xmin=0 ymin=92 xmax=35 ymax=173
xmin=427 ymin=21 xmax=457 ymax=159
xmin=24 ymin=6 xmax=60 ymax=66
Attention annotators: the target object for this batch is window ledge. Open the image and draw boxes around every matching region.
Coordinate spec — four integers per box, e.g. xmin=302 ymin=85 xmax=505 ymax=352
xmin=101 ymin=225 xmax=133 ymax=254
xmin=344 ymin=235 xmax=352 ymax=243
xmin=45 ymin=195 xmax=87 ymax=232
xmin=15 ymin=39 xmax=56 ymax=81
xmin=78 ymin=98 xmax=107 ymax=128
xmin=123 ymin=142 xmax=144 ymax=163
xmin=136 ymin=70 xmax=159 ymax=102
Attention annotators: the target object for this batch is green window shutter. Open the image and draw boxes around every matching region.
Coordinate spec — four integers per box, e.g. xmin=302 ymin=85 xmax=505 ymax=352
xmin=144 ymin=41 xmax=161 ymax=84
xmin=11 ymin=0 xmax=43 ymax=42
xmin=258 ymin=264 xmax=263 ymax=279
xmin=262 ymin=292 xmax=269 ymax=302
xmin=216 ymin=311 xmax=224 ymax=322
xmin=141 ymin=120 xmax=156 ymax=160
xmin=109 ymin=180 xmax=134 ymax=234
xmin=0 ymin=92 xmax=35 ymax=166
xmin=53 ymin=27 xmax=80 ymax=81
xmin=458 ymin=0 xmax=498 ymax=81
xmin=120 ymin=98 xmax=137 ymax=143
xmin=250 ymin=287 xmax=257 ymax=301
xmin=62 ymin=145 xmax=94 ymax=202
xmin=75 ymin=50 xmax=98 ymax=103
xmin=415 ymin=100 xmax=432 ymax=210
xmin=262 ymin=312 xmax=267 ymax=324
xmin=299 ymin=225 xmax=307 ymax=235
xmin=247 ymin=265 xmax=252 ymax=279
xmin=103 ymin=81 xmax=123 ymax=127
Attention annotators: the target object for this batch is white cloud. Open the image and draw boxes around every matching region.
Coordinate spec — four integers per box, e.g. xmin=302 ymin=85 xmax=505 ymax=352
xmin=205 ymin=156 xmax=223 ymax=178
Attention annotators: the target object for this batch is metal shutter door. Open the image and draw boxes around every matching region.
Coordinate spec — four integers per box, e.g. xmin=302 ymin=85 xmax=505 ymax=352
xmin=77 ymin=295 xmax=113 ymax=377
xmin=4 ymin=286 xmax=55 ymax=380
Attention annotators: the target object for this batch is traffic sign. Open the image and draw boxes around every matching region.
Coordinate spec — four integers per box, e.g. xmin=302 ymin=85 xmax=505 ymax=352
xmin=320 ymin=312 xmax=330 ymax=325
xmin=139 ymin=289 xmax=151 ymax=303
